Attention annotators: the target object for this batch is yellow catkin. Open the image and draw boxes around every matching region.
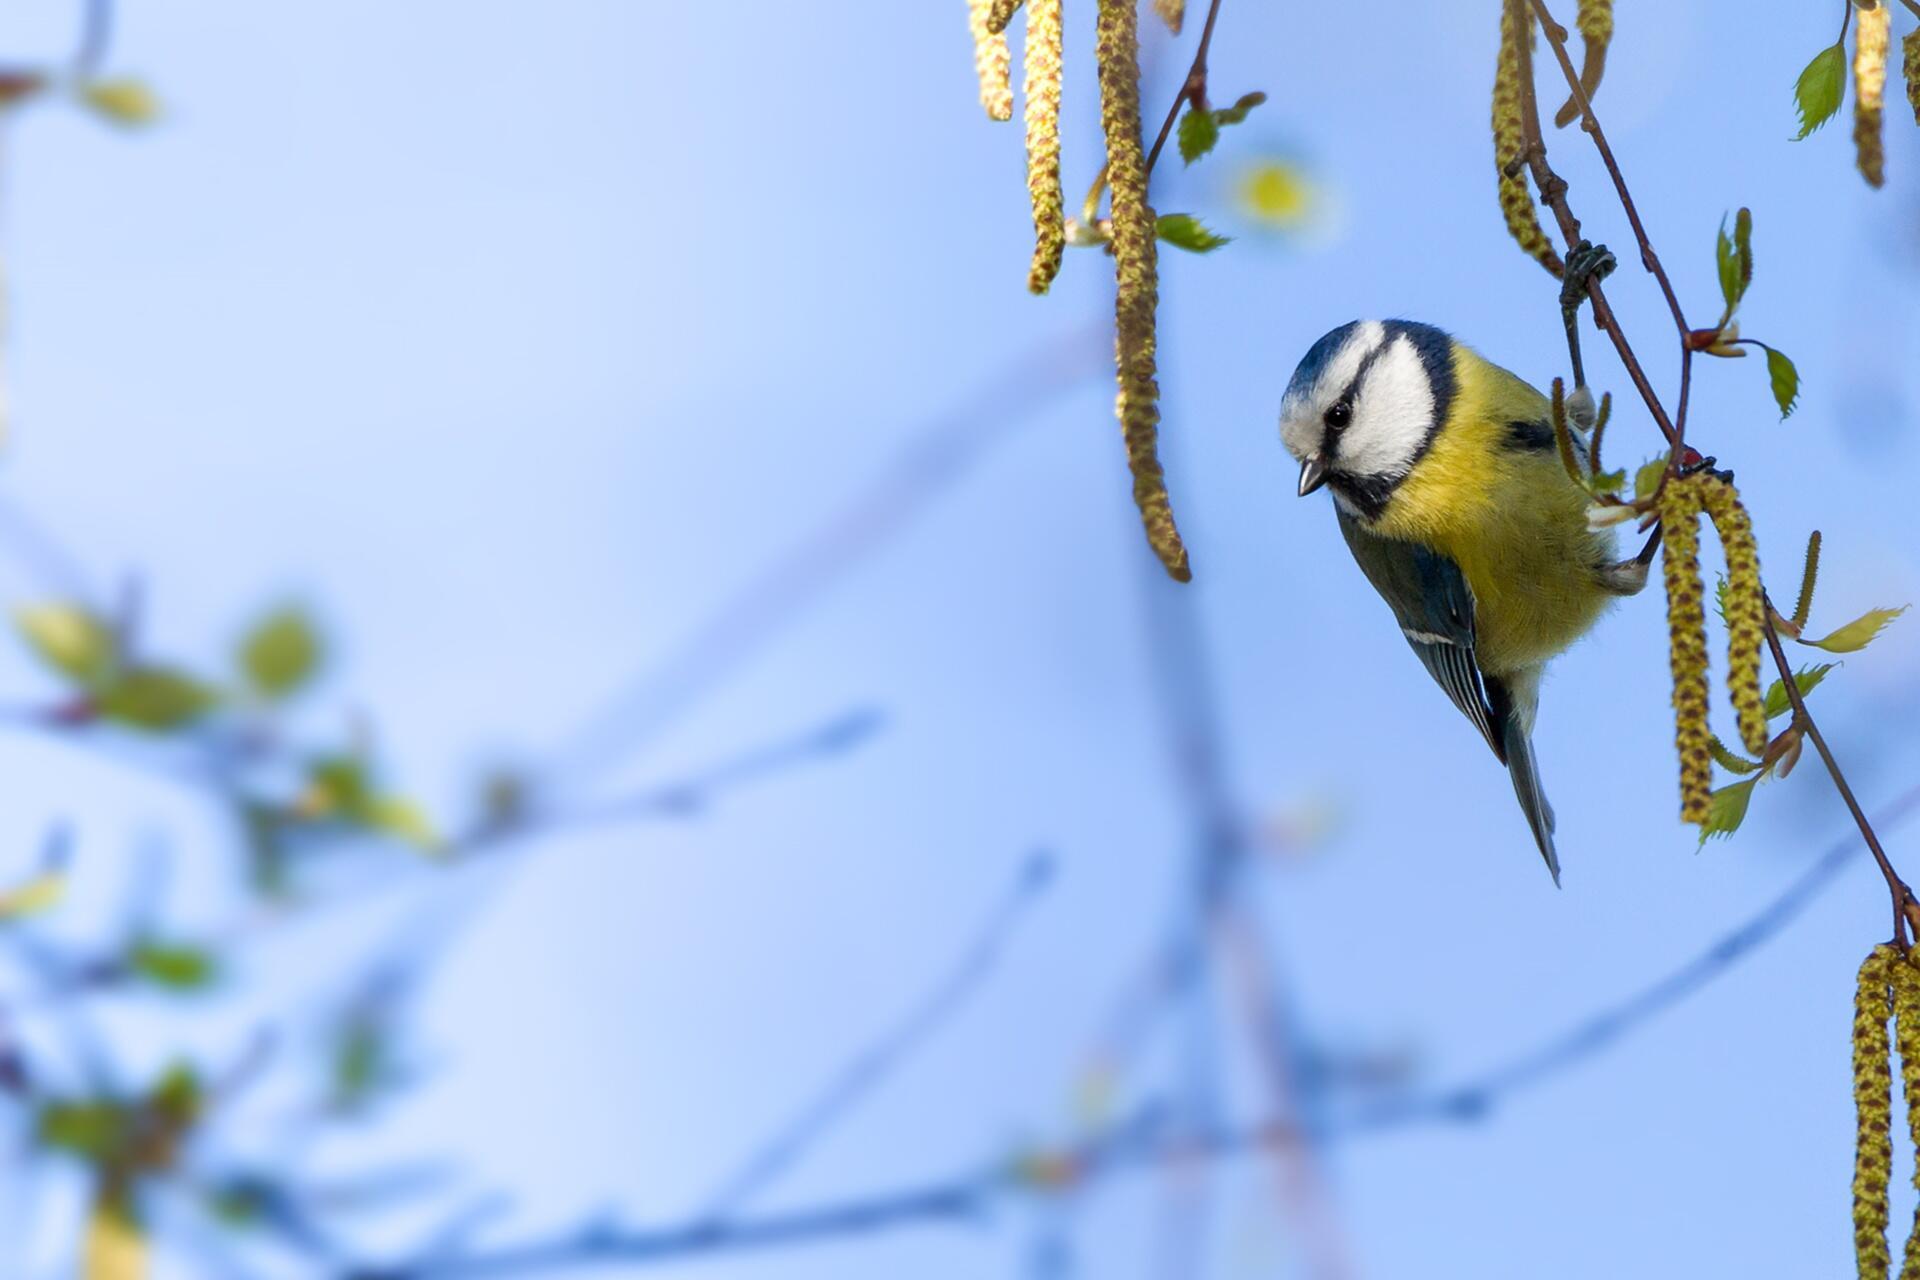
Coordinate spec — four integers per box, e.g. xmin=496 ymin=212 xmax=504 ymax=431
xmin=1904 ymin=29 xmax=1920 ymax=127
xmin=1857 ymin=946 xmax=1897 ymax=1279
xmin=1553 ymin=0 xmax=1614 ymax=126
xmin=1660 ymin=478 xmax=1712 ymax=823
xmin=1492 ymin=0 xmax=1565 ymax=277
xmin=1097 ymin=0 xmax=1189 ymax=581
xmin=1153 ymin=0 xmax=1185 ymax=33
xmin=1889 ymin=954 xmax=1920 ymax=1279
xmin=1697 ymin=477 xmax=1768 ymax=756
xmin=1856 ymin=0 xmax=1890 ymax=188
xmin=84 ymin=1204 xmax=147 ymax=1280
xmin=986 ymin=0 xmax=1024 ymax=35
xmin=969 ymin=0 xmax=1014 ymax=121
xmin=1023 ymin=0 xmax=1065 ymax=294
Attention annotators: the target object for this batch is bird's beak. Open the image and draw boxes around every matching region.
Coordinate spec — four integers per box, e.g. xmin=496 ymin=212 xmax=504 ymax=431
xmin=1297 ymin=454 xmax=1329 ymax=497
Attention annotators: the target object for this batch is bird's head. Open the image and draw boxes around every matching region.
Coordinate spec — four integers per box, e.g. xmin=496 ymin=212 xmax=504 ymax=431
xmin=1278 ymin=319 xmax=1458 ymax=520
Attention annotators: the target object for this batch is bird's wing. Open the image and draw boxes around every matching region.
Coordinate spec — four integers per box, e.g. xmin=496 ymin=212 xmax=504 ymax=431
xmin=1334 ymin=508 xmax=1504 ymax=762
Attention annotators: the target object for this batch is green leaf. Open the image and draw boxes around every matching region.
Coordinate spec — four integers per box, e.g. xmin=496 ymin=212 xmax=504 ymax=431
xmin=1178 ymin=92 xmax=1266 ymax=165
xmin=1791 ymin=42 xmax=1846 ymax=139
xmin=1177 ymin=107 xmax=1219 ymax=165
xmin=1698 ymin=775 xmax=1760 ymax=845
xmin=1211 ymin=90 xmax=1267 ymax=126
xmin=1708 ymin=734 xmax=1763 ymax=775
xmin=1763 ymin=662 xmax=1836 ymax=719
xmin=1805 ymin=605 xmax=1907 ymax=653
xmin=14 ymin=603 xmax=115 ymax=685
xmin=1760 ymin=343 xmax=1799 ymax=418
xmin=1587 ymin=467 xmax=1627 ymax=496
xmin=1715 ymin=208 xmax=1754 ymax=317
xmin=1632 ymin=457 xmax=1668 ymax=501
xmin=128 ymin=940 xmax=218 ymax=991
xmin=1156 ymin=213 xmax=1231 ymax=253
xmin=97 ymin=666 xmax=219 ymax=731
xmin=238 ymin=606 xmax=321 ymax=699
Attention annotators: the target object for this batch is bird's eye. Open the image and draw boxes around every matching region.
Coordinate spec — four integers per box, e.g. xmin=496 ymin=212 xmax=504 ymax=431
xmin=1325 ymin=401 xmax=1352 ymax=430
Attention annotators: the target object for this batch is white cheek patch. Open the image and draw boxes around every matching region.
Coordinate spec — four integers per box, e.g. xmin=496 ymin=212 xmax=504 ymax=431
xmin=1339 ymin=335 xmax=1436 ymax=480
xmin=1278 ymin=321 xmax=1384 ymax=460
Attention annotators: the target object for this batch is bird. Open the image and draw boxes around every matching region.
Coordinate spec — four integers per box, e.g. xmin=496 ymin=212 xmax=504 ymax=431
xmin=1278 ymin=319 xmax=1651 ymax=883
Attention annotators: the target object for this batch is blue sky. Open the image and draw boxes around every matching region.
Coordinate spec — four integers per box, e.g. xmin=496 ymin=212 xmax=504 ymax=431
xmin=3 ymin=1 xmax=1920 ymax=1277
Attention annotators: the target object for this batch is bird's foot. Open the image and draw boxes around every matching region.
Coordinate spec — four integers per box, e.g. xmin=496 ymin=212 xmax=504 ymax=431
xmin=1560 ymin=240 xmax=1617 ymax=315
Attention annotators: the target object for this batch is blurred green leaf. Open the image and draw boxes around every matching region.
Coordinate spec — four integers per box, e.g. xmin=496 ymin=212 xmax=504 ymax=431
xmin=36 ymin=1100 xmax=122 ymax=1158
xmin=14 ymin=602 xmax=114 ymax=685
xmin=1791 ymin=42 xmax=1846 ymax=140
xmin=1177 ymin=107 xmax=1219 ymax=165
xmin=1698 ymin=775 xmax=1759 ymax=845
xmin=148 ymin=1062 xmax=202 ymax=1124
xmin=97 ymin=666 xmax=219 ymax=731
xmin=368 ymin=796 xmax=440 ymax=854
xmin=1763 ymin=662 xmax=1836 ymax=719
xmin=1156 ymin=214 xmax=1231 ymax=253
xmin=1805 ymin=605 xmax=1907 ymax=653
xmin=128 ymin=940 xmax=218 ymax=991
xmin=0 ymin=870 xmax=65 ymax=922
xmin=78 ymin=77 xmax=160 ymax=128
xmin=238 ymin=606 xmax=321 ymax=699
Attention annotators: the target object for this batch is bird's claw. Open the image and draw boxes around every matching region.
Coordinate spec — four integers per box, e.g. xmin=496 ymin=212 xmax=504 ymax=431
xmin=1560 ymin=240 xmax=1616 ymax=313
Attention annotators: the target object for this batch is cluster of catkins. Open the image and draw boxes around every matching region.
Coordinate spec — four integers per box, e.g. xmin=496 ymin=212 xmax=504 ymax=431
xmin=967 ymin=0 xmax=1190 ymax=581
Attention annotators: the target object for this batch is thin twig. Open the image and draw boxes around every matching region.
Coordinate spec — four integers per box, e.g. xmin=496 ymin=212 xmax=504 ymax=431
xmin=694 ymin=852 xmax=1054 ymax=1220
xmin=347 ymin=787 xmax=1920 ymax=1277
xmin=1764 ymin=604 xmax=1915 ymax=948
xmin=1510 ymin=8 xmax=1677 ymax=451
xmin=1142 ymin=0 xmax=1225 ymax=174
xmin=540 ymin=326 xmax=1106 ymax=784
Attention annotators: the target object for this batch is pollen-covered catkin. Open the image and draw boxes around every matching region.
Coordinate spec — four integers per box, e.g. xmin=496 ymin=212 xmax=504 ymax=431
xmin=1887 ymin=954 xmax=1920 ymax=1279
xmin=1552 ymin=0 xmax=1614 ymax=127
xmin=1153 ymin=0 xmax=1184 ymax=34
xmin=1856 ymin=945 xmax=1897 ymax=1278
xmin=1659 ymin=478 xmax=1712 ymax=823
xmin=1097 ymin=0 xmax=1189 ymax=581
xmin=1023 ymin=0 xmax=1065 ymax=294
xmin=1492 ymin=0 xmax=1565 ymax=276
xmin=1855 ymin=0 xmax=1890 ymax=188
xmin=1698 ymin=478 xmax=1768 ymax=756
xmin=969 ymin=0 xmax=1014 ymax=121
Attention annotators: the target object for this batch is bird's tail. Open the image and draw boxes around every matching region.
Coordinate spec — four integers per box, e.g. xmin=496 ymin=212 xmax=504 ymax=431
xmin=1490 ymin=668 xmax=1560 ymax=885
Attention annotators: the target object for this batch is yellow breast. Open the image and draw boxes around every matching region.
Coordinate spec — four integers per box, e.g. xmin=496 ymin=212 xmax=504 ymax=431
xmin=1368 ymin=345 xmax=1615 ymax=674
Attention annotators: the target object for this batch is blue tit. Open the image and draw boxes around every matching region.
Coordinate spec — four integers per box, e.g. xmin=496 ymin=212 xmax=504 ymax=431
xmin=1279 ymin=319 xmax=1649 ymax=883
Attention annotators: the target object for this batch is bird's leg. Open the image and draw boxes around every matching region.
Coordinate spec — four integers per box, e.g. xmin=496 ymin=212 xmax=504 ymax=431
xmin=1600 ymin=452 xmax=1732 ymax=596
xmin=1598 ymin=523 xmax=1663 ymax=597
xmin=1558 ymin=240 xmax=1617 ymax=391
